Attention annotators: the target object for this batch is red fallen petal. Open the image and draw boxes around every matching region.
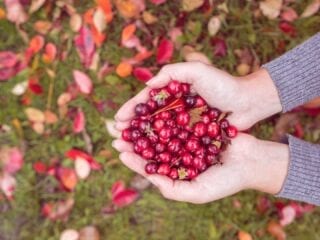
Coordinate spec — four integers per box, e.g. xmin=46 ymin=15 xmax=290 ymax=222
xmin=73 ymin=70 xmax=93 ymax=94
xmin=211 ymin=37 xmax=227 ymax=57
xmin=33 ymin=162 xmax=47 ymax=174
xmin=279 ymin=205 xmax=296 ymax=226
xmin=279 ymin=22 xmax=296 ymax=37
xmin=65 ymin=149 xmax=102 ymax=170
xmin=289 ymin=202 xmax=315 ymax=218
xmin=4 ymin=147 xmax=23 ymax=174
xmin=41 ymin=202 xmax=53 ymax=217
xmin=29 ymin=35 xmax=45 ymax=55
xmin=96 ymin=0 xmax=113 ymax=23
xmin=74 ymin=26 xmax=95 ymax=68
xmin=57 ymin=167 xmax=78 ymax=191
xmin=156 ymin=38 xmax=174 ymax=64
xmin=149 ymin=0 xmax=166 ymax=5
xmin=0 ymin=173 xmax=16 ymax=200
xmin=91 ymin=25 xmax=106 ymax=47
xmin=89 ymin=161 xmax=102 ymax=170
xmin=112 ymin=189 xmax=139 ymax=208
xmin=133 ymin=67 xmax=153 ymax=82
xmin=293 ymin=122 xmax=304 ymax=138
xmin=0 ymin=51 xmax=18 ymax=68
xmin=28 ymin=77 xmax=43 ymax=95
xmin=73 ymin=108 xmax=85 ymax=133
xmin=111 ymin=180 xmax=125 ymax=197
xmin=42 ymin=43 xmax=57 ymax=63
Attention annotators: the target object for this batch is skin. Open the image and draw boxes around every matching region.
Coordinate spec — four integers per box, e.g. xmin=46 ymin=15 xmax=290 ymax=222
xmin=113 ymin=62 xmax=289 ymax=204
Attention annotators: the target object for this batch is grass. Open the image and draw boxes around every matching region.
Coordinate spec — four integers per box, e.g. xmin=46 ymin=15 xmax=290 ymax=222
xmin=0 ymin=0 xmax=320 ymax=239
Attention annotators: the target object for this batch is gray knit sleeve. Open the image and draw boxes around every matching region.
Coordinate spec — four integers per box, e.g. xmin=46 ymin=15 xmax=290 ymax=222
xmin=276 ymin=135 xmax=320 ymax=206
xmin=263 ymin=33 xmax=320 ymax=112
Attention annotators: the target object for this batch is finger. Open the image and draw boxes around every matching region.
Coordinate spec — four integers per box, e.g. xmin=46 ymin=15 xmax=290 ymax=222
xmin=115 ymin=121 xmax=130 ymax=131
xmin=112 ymin=139 xmax=133 ymax=152
xmin=115 ymin=87 xmax=151 ymax=122
xmin=146 ymin=62 xmax=205 ymax=88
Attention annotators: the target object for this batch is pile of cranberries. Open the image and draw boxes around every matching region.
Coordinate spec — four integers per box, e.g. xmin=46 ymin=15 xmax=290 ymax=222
xmin=122 ymin=80 xmax=237 ymax=180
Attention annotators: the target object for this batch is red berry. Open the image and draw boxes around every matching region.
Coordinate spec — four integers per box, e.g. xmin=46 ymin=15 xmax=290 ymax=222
xmin=145 ymin=162 xmax=158 ymax=174
xmin=157 ymin=111 xmax=171 ymax=120
xmin=122 ymin=128 xmax=132 ymax=142
xmin=130 ymin=118 xmax=140 ymax=128
xmin=226 ymin=125 xmax=238 ymax=138
xmin=219 ymin=119 xmax=229 ymax=129
xmin=193 ymin=157 xmax=206 ymax=171
xmin=157 ymin=163 xmax=171 ymax=175
xmin=149 ymin=89 xmax=160 ymax=98
xmin=177 ymin=130 xmax=189 ymax=141
xmin=207 ymin=144 xmax=219 ymax=155
xmin=167 ymin=80 xmax=182 ymax=95
xmin=194 ymin=147 xmax=206 ymax=158
xmin=158 ymin=152 xmax=171 ymax=163
xmin=182 ymin=152 xmax=193 ymax=166
xmin=142 ymin=147 xmax=155 ymax=160
xmin=131 ymin=129 xmax=142 ymax=140
xmin=153 ymin=119 xmax=165 ymax=131
xmin=193 ymin=122 xmax=207 ymax=137
xmin=155 ymin=143 xmax=166 ymax=153
xmin=208 ymin=108 xmax=220 ymax=120
xmin=207 ymin=122 xmax=220 ymax=138
xmin=138 ymin=120 xmax=150 ymax=132
xmin=201 ymin=136 xmax=211 ymax=145
xmin=176 ymin=112 xmax=190 ymax=126
xmin=134 ymin=137 xmax=150 ymax=153
xmin=169 ymin=168 xmax=179 ymax=180
xmin=166 ymin=119 xmax=176 ymax=128
xmin=185 ymin=96 xmax=196 ymax=108
xmin=195 ymin=96 xmax=206 ymax=107
xmin=135 ymin=103 xmax=150 ymax=116
xmin=187 ymin=167 xmax=198 ymax=180
xmin=202 ymin=114 xmax=211 ymax=124
xmin=148 ymin=133 xmax=159 ymax=144
xmin=172 ymin=127 xmax=180 ymax=136
xmin=206 ymin=154 xmax=218 ymax=166
xmin=159 ymin=137 xmax=170 ymax=144
xmin=159 ymin=127 xmax=172 ymax=139
xmin=185 ymin=138 xmax=200 ymax=152
xmin=167 ymin=139 xmax=182 ymax=153
xmin=181 ymin=83 xmax=190 ymax=94
xmin=147 ymin=99 xmax=157 ymax=112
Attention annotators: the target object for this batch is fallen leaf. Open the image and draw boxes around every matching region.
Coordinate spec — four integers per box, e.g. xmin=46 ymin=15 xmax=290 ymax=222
xmin=149 ymin=0 xmax=166 ymax=4
xmin=168 ymin=27 xmax=183 ymax=46
xmin=25 ymin=107 xmax=45 ymax=123
xmin=29 ymin=0 xmax=46 ymax=14
xmin=96 ymin=0 xmax=113 ymax=22
xmin=73 ymin=108 xmax=85 ymax=133
xmin=0 ymin=147 xmax=23 ymax=174
xmin=280 ymin=8 xmax=298 ymax=22
xmin=90 ymin=25 xmax=107 ymax=47
xmin=32 ymin=122 xmax=44 ymax=134
xmin=4 ymin=0 xmax=28 ymax=24
xmin=42 ymin=43 xmax=57 ymax=63
xmin=73 ymin=70 xmax=93 ymax=94
xmin=112 ymin=188 xmax=139 ymax=207
xmin=267 ymin=221 xmax=286 ymax=240
xmin=44 ymin=110 xmax=58 ymax=124
xmin=0 ymin=51 xmax=26 ymax=81
xmin=279 ymin=21 xmax=296 ymax=37
xmin=208 ymin=16 xmax=221 ymax=36
xmin=75 ymin=157 xmax=91 ymax=179
xmin=133 ymin=67 xmax=153 ymax=82
xmin=238 ymin=230 xmax=253 ymax=240
xmin=156 ymin=38 xmax=174 ymax=64
xmin=58 ymin=167 xmax=78 ymax=191
xmin=33 ymin=161 xmax=47 ymax=174
xmin=93 ymin=7 xmax=107 ymax=32
xmin=259 ymin=0 xmax=283 ymax=19
xmin=28 ymin=77 xmax=43 ymax=95
xmin=115 ymin=0 xmax=140 ymax=19
xmin=182 ymin=0 xmax=204 ymax=12
xmin=0 ymin=173 xmax=16 ymax=199
xmin=256 ymin=196 xmax=272 ymax=214
xmin=111 ymin=180 xmax=126 ymax=196
xmin=0 ymin=8 xmax=6 ymax=19
xmin=60 ymin=229 xmax=79 ymax=240
xmin=301 ymin=0 xmax=320 ymax=18
xmin=116 ymin=62 xmax=133 ymax=77
xmin=65 ymin=149 xmax=101 ymax=170
xmin=279 ymin=205 xmax=296 ymax=226
xmin=142 ymin=11 xmax=158 ymax=24
xmin=121 ymin=23 xmax=136 ymax=43
xmin=211 ymin=37 xmax=227 ymax=57
xmin=29 ymin=35 xmax=45 ymax=54
xmin=105 ymin=119 xmax=121 ymax=138
xmin=42 ymin=198 xmax=74 ymax=221
xmin=70 ymin=14 xmax=82 ymax=32
xmin=11 ymin=81 xmax=28 ymax=95
xmin=34 ymin=20 xmax=52 ymax=34
xmin=79 ymin=226 xmax=100 ymax=240
xmin=74 ymin=26 xmax=95 ymax=68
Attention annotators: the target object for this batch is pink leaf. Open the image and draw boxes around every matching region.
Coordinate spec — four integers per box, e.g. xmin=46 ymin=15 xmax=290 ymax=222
xmin=73 ymin=70 xmax=93 ymax=94
xmin=0 ymin=51 xmax=26 ymax=81
xmin=281 ymin=8 xmax=298 ymax=22
xmin=4 ymin=0 xmax=28 ymax=24
xmin=0 ymin=173 xmax=16 ymax=200
xmin=73 ymin=108 xmax=85 ymax=133
xmin=211 ymin=37 xmax=227 ymax=57
xmin=112 ymin=189 xmax=139 ymax=208
xmin=65 ymin=149 xmax=102 ymax=170
xmin=150 ymin=0 xmax=167 ymax=5
xmin=74 ymin=26 xmax=95 ymax=68
xmin=279 ymin=205 xmax=296 ymax=226
xmin=133 ymin=67 xmax=153 ymax=82
xmin=111 ymin=180 xmax=126 ymax=197
xmin=3 ymin=147 xmax=23 ymax=174
xmin=156 ymin=38 xmax=174 ymax=64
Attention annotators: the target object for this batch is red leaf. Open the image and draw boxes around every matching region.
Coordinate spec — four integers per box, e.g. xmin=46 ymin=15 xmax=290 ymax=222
xmin=73 ymin=70 xmax=93 ymax=94
xmin=57 ymin=167 xmax=78 ymax=191
xmin=65 ymin=149 xmax=102 ymax=170
xmin=74 ymin=26 xmax=95 ymax=68
xmin=211 ymin=37 xmax=227 ymax=57
xmin=150 ymin=0 xmax=166 ymax=5
xmin=133 ymin=67 xmax=153 ymax=82
xmin=28 ymin=77 xmax=43 ymax=95
xmin=156 ymin=38 xmax=174 ymax=64
xmin=111 ymin=180 xmax=125 ymax=197
xmin=42 ymin=43 xmax=57 ymax=63
xmin=293 ymin=122 xmax=304 ymax=138
xmin=280 ymin=8 xmax=298 ymax=22
xmin=28 ymin=35 xmax=45 ymax=55
xmin=0 ymin=51 xmax=26 ymax=81
xmin=73 ymin=108 xmax=85 ymax=133
xmin=33 ymin=162 xmax=47 ymax=174
xmin=41 ymin=198 xmax=74 ymax=221
xmin=279 ymin=22 xmax=296 ymax=37
xmin=112 ymin=189 xmax=139 ymax=208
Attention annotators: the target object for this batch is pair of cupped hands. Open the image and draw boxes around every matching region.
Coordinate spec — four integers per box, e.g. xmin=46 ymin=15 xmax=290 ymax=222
xmin=113 ymin=62 xmax=289 ymax=204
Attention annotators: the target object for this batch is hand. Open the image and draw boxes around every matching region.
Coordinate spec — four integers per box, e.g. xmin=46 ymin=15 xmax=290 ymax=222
xmin=112 ymin=133 xmax=289 ymax=203
xmin=115 ymin=62 xmax=282 ymax=130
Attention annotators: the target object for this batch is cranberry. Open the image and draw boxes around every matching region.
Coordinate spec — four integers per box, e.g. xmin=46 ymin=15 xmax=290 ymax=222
xmin=134 ymin=137 xmax=150 ymax=153
xmin=220 ymin=119 xmax=229 ymax=129
xmin=185 ymin=96 xmax=196 ymax=108
xmin=208 ymin=108 xmax=220 ymax=120
xmin=145 ymin=162 xmax=158 ymax=174
xmin=142 ymin=147 xmax=155 ymax=160
xmin=167 ymin=80 xmax=182 ymax=95
xmin=172 ymin=127 xmax=180 ymax=136
xmin=138 ymin=120 xmax=150 ymax=132
xmin=158 ymin=152 xmax=171 ymax=163
xmin=207 ymin=144 xmax=219 ymax=155
xmin=207 ymin=122 xmax=220 ymax=138
xmin=193 ymin=122 xmax=207 ymax=137
xmin=148 ymin=133 xmax=159 ymax=144
xmin=149 ymin=89 xmax=160 ymax=98
xmin=159 ymin=127 xmax=172 ymax=139
xmin=174 ymin=106 xmax=185 ymax=113
xmin=206 ymin=154 xmax=217 ymax=165
xmin=122 ymin=128 xmax=132 ymax=141
xmin=187 ymin=167 xmax=198 ymax=179
xmin=182 ymin=152 xmax=193 ymax=166
xmin=195 ymin=96 xmax=206 ymax=107
xmin=176 ymin=112 xmax=190 ymax=126
xmin=201 ymin=136 xmax=211 ymax=145
xmin=147 ymin=99 xmax=157 ymax=112
xmin=226 ymin=125 xmax=238 ymax=138
xmin=153 ymin=119 xmax=165 ymax=132
xmin=181 ymin=83 xmax=190 ymax=94
xmin=193 ymin=157 xmax=206 ymax=171
xmin=158 ymin=111 xmax=171 ymax=120
xmin=202 ymin=114 xmax=211 ymax=124
xmin=177 ymin=130 xmax=189 ymax=141
xmin=130 ymin=118 xmax=140 ymax=128
xmin=185 ymin=138 xmax=200 ymax=152
xmin=194 ymin=147 xmax=206 ymax=158
xmin=169 ymin=168 xmax=178 ymax=180
xmin=157 ymin=163 xmax=171 ymax=175
xmin=131 ymin=129 xmax=142 ymax=140
xmin=135 ymin=103 xmax=150 ymax=116
xmin=159 ymin=137 xmax=170 ymax=144
xmin=166 ymin=119 xmax=176 ymax=128
xmin=167 ymin=139 xmax=182 ymax=153
xmin=155 ymin=143 xmax=166 ymax=153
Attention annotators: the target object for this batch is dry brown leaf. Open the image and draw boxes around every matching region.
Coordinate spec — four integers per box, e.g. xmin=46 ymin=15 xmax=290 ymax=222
xmin=34 ymin=20 xmax=52 ymax=34
xmin=182 ymin=0 xmax=204 ymax=12
xmin=25 ymin=108 xmax=45 ymax=123
xmin=70 ymin=13 xmax=82 ymax=32
xmin=301 ymin=0 xmax=320 ymax=18
xmin=207 ymin=16 xmax=221 ymax=36
xmin=142 ymin=11 xmax=158 ymax=24
xmin=259 ymin=0 xmax=283 ymax=19
xmin=44 ymin=110 xmax=58 ymax=124
xmin=79 ymin=226 xmax=100 ymax=240
xmin=60 ymin=229 xmax=79 ymax=240
xmin=93 ymin=8 xmax=107 ymax=32
xmin=115 ymin=0 xmax=140 ymax=19
xmin=29 ymin=0 xmax=46 ymax=14
xmin=267 ymin=221 xmax=286 ymax=240
xmin=238 ymin=230 xmax=253 ymax=240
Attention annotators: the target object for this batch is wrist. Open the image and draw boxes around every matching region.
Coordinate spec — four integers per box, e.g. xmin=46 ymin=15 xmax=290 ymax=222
xmin=248 ymin=138 xmax=289 ymax=194
xmin=239 ymin=68 xmax=282 ymax=122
